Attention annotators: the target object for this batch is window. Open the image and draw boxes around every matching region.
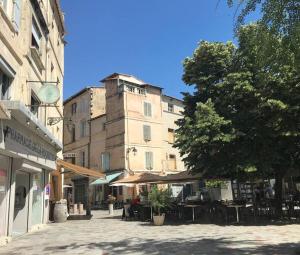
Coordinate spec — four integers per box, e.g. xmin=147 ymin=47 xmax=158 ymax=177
xmin=118 ymin=186 xmax=123 ymax=195
xmin=80 ymin=120 xmax=87 ymax=137
xmin=0 ymin=0 xmax=8 ymax=13
xmin=168 ymin=103 xmax=174 ymax=113
xmin=71 ymin=125 xmax=76 ymax=142
xmin=143 ymin=125 xmax=151 ymax=141
xmin=71 ymin=157 xmax=75 ymax=165
xmin=12 ymin=0 xmax=21 ymax=31
xmin=137 ymin=88 xmax=146 ymax=95
xmin=30 ymin=93 xmax=40 ymax=117
xmin=144 ymin=102 xmax=152 ymax=117
xmin=0 ymin=70 xmax=11 ymax=100
xmin=101 ymin=152 xmax=110 ymax=172
xmin=31 ymin=18 xmax=42 ymax=50
xmin=126 ymin=85 xmax=135 ymax=93
xmin=71 ymin=103 xmax=77 ymax=115
xmin=80 ymin=151 xmax=85 ymax=167
xmin=145 ymin=152 xmax=153 ymax=170
xmin=168 ymin=128 xmax=175 ymax=144
xmin=168 ymin=154 xmax=177 ymax=170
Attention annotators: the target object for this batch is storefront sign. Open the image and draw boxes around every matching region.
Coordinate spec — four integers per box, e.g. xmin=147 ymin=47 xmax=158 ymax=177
xmin=63 ymin=153 xmax=77 ymax=158
xmin=3 ymin=125 xmax=56 ymax=161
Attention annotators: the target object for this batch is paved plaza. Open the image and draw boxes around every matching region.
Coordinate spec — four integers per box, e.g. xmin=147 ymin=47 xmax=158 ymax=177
xmin=0 ymin=210 xmax=300 ymax=255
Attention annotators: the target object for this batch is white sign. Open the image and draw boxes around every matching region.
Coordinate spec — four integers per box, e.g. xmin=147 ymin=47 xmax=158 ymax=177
xmin=63 ymin=153 xmax=77 ymax=158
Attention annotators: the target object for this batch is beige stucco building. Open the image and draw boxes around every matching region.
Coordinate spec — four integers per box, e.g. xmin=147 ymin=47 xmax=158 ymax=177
xmin=63 ymin=73 xmax=186 ymax=204
xmin=0 ymin=0 xmax=65 ymax=245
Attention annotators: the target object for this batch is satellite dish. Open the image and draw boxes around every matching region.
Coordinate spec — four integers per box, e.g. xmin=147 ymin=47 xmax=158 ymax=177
xmin=37 ymin=83 xmax=60 ymax=104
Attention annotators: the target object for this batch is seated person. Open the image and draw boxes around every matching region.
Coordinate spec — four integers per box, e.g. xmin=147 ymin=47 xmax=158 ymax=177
xmin=129 ymin=196 xmax=141 ymax=217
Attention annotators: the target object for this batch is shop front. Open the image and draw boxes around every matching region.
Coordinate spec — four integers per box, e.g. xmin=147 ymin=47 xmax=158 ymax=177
xmin=0 ymin=101 xmax=62 ymax=244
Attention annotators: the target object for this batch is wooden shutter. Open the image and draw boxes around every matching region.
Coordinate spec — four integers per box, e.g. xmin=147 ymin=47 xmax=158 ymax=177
xmin=144 ymin=102 xmax=152 ymax=117
xmin=147 ymin=103 xmax=152 ymax=117
xmin=145 ymin=152 xmax=153 ymax=170
xmin=143 ymin=125 xmax=151 ymax=141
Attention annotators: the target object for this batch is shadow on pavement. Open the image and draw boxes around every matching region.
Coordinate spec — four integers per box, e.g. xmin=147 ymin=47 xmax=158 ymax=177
xmin=40 ymin=237 xmax=300 ymax=255
xmin=67 ymin=215 xmax=93 ymax=221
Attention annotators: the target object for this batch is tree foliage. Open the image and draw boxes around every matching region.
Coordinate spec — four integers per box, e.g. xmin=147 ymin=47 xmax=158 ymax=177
xmin=227 ymin=0 xmax=300 ymax=34
xmin=227 ymin=0 xmax=300 ymax=70
xmin=175 ymin=24 xmax=300 ymax=183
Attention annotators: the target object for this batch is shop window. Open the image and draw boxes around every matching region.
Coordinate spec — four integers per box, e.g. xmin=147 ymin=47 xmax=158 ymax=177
xmin=168 ymin=128 xmax=175 ymax=143
xmin=145 ymin=152 xmax=153 ymax=170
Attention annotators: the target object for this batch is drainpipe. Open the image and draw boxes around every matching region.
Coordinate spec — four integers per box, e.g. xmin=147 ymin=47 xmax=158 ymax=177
xmin=86 ymin=89 xmax=92 ymax=216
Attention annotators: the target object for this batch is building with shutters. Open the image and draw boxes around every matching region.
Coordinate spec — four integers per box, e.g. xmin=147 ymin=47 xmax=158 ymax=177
xmin=0 ymin=0 xmax=65 ymax=245
xmin=63 ymin=73 xmax=186 ymax=205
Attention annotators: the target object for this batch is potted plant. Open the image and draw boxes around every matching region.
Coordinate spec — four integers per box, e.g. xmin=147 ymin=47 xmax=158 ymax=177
xmin=107 ymin=194 xmax=116 ymax=215
xmin=148 ymin=186 xmax=172 ymax=226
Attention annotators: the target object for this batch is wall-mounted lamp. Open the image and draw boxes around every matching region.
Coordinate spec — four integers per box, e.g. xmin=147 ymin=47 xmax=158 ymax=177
xmin=127 ymin=147 xmax=137 ymax=156
xmin=26 ymin=118 xmax=30 ymax=125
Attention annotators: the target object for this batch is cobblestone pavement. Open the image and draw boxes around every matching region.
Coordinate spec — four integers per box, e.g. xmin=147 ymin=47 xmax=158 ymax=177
xmin=0 ymin=210 xmax=300 ymax=255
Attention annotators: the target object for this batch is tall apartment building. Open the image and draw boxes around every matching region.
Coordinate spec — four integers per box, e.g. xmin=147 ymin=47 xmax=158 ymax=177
xmin=63 ymin=73 xmax=185 ymax=204
xmin=0 ymin=0 xmax=65 ymax=244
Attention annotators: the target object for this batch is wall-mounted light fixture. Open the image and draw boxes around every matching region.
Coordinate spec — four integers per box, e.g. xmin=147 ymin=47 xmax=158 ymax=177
xmin=127 ymin=147 xmax=137 ymax=156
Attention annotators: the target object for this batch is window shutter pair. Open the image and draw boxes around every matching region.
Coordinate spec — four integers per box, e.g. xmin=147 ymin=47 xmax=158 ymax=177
xmin=145 ymin=152 xmax=153 ymax=170
xmin=143 ymin=125 xmax=151 ymax=141
xmin=144 ymin=102 xmax=152 ymax=117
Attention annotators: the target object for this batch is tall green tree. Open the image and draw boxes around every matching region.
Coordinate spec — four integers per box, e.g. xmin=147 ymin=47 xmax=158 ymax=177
xmin=227 ymin=0 xmax=300 ymax=70
xmin=175 ymin=24 xmax=300 ymax=215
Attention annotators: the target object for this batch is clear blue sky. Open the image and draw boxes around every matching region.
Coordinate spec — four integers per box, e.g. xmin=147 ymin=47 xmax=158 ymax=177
xmin=61 ymin=0 xmax=260 ymax=100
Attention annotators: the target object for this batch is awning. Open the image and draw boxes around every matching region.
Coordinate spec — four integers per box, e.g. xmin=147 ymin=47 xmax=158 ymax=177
xmin=56 ymin=159 xmax=105 ymax=178
xmin=91 ymin=172 xmax=123 ymax=185
xmin=112 ymin=172 xmax=166 ymax=185
xmin=160 ymin=171 xmax=202 ymax=184
xmin=111 ymin=171 xmax=202 ymax=185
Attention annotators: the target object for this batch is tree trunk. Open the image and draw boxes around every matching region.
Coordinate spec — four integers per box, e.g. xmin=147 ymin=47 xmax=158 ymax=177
xmin=274 ymin=172 xmax=283 ymax=218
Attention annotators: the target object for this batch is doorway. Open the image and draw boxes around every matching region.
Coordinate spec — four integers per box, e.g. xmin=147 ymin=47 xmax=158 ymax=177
xmin=12 ymin=171 xmax=30 ymax=236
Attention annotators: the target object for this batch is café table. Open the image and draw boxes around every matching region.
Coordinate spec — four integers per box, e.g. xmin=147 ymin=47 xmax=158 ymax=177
xmin=184 ymin=204 xmax=201 ymax=222
xmin=226 ymin=204 xmax=245 ymax=223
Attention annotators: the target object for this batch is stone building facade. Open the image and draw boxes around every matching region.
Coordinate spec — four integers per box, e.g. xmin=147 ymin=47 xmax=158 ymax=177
xmin=63 ymin=73 xmax=186 ymax=204
xmin=0 ymin=0 xmax=65 ymax=244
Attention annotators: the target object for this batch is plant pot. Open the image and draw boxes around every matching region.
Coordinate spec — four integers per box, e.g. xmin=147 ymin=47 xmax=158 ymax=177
xmin=153 ymin=213 xmax=165 ymax=226
xmin=108 ymin=203 xmax=114 ymax=215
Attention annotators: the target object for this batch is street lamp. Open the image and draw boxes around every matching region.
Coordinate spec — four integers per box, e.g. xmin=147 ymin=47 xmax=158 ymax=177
xmin=127 ymin=147 xmax=137 ymax=156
